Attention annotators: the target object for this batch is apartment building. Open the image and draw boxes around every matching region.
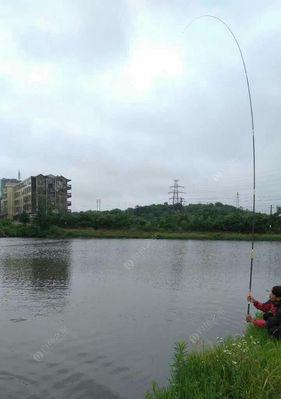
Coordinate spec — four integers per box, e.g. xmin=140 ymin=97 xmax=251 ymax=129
xmin=0 ymin=178 xmax=20 ymax=200
xmin=0 ymin=178 xmax=20 ymax=216
xmin=0 ymin=174 xmax=71 ymax=219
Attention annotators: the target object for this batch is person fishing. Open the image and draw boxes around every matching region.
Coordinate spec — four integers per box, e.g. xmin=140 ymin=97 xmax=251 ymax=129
xmin=246 ymin=285 xmax=281 ymax=339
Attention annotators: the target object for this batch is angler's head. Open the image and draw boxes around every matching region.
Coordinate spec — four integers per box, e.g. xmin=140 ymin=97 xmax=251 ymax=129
xmin=270 ymin=286 xmax=281 ymax=302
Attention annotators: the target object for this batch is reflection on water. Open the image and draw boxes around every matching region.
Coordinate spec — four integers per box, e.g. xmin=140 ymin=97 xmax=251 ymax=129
xmin=168 ymin=241 xmax=185 ymax=290
xmin=0 ymin=238 xmax=280 ymax=399
xmin=0 ymin=239 xmax=71 ymax=316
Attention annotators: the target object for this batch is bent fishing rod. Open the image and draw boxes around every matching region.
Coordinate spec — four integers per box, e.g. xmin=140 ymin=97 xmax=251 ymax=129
xmin=183 ymin=15 xmax=256 ymax=314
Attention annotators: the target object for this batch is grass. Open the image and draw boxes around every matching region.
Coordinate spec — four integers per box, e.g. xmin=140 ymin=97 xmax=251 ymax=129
xmin=2 ymin=221 xmax=281 ymax=241
xmin=146 ymin=324 xmax=281 ymax=399
xmin=60 ymin=228 xmax=281 ymax=241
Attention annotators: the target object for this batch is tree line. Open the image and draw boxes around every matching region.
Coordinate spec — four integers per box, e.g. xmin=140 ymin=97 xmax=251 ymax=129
xmin=13 ymin=202 xmax=281 ymax=234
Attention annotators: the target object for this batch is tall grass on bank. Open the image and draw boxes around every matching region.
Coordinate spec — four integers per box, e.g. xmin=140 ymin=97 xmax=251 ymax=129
xmin=146 ymin=325 xmax=281 ymax=399
xmin=3 ymin=224 xmax=281 ymax=241
xmin=2 ymin=220 xmax=281 ymax=241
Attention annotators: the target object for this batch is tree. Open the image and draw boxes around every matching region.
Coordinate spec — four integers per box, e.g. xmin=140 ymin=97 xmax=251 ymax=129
xmin=19 ymin=212 xmax=30 ymax=225
xmin=33 ymin=199 xmax=54 ymax=230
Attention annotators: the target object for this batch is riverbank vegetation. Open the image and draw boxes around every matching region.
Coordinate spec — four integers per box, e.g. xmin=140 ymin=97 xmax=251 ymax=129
xmin=1 ymin=202 xmax=281 ymax=239
xmin=146 ymin=324 xmax=281 ymax=399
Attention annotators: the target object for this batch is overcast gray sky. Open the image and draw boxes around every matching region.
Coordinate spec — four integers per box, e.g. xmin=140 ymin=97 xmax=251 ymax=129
xmin=0 ymin=0 xmax=280 ymax=212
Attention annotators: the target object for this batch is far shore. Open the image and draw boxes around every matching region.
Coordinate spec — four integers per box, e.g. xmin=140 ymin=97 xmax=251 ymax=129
xmin=2 ymin=226 xmax=281 ymax=241
xmin=58 ymin=229 xmax=281 ymax=241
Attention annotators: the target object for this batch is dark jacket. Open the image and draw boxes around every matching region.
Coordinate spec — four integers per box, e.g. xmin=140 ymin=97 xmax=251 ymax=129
xmin=266 ymin=302 xmax=281 ymax=338
xmin=253 ymin=300 xmax=281 ymax=338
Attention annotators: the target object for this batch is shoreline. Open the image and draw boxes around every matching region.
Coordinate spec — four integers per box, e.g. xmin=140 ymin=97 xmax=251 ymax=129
xmin=50 ymin=229 xmax=281 ymax=241
xmin=2 ymin=227 xmax=281 ymax=241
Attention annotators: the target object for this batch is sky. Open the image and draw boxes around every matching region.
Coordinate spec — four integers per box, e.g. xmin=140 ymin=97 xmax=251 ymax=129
xmin=0 ymin=0 xmax=280 ymax=212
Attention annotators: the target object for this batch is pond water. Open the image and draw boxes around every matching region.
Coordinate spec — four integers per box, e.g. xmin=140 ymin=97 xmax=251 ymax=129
xmin=0 ymin=238 xmax=280 ymax=398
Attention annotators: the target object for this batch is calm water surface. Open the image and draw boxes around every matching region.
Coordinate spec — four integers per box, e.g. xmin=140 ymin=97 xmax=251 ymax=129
xmin=0 ymin=238 xmax=280 ymax=398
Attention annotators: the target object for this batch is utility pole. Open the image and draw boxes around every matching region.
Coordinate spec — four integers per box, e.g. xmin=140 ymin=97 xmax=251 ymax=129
xmin=269 ymin=204 xmax=273 ymax=231
xmin=236 ymin=192 xmax=240 ymax=208
xmin=45 ymin=176 xmax=48 ymax=215
xmin=168 ymin=179 xmax=185 ymax=205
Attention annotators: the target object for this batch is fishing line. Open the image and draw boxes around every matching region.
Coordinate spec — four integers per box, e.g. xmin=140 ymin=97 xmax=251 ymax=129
xmin=182 ymin=15 xmax=256 ymax=315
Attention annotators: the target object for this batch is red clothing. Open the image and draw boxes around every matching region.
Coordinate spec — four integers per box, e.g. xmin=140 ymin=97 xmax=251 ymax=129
xmin=252 ymin=300 xmax=278 ymax=328
xmin=253 ymin=319 xmax=266 ymax=328
xmin=253 ymin=300 xmax=277 ymax=314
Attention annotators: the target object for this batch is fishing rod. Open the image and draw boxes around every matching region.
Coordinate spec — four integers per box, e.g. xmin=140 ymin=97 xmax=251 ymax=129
xmin=183 ymin=15 xmax=256 ymax=315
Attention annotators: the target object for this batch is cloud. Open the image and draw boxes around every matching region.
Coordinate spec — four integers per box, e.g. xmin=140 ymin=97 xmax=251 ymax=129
xmin=15 ymin=0 xmax=133 ymax=67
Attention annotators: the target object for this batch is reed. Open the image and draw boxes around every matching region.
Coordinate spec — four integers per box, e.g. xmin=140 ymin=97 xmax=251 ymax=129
xmin=146 ymin=325 xmax=281 ymax=399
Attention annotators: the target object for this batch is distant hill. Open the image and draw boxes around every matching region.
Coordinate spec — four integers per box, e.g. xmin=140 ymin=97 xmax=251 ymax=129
xmin=50 ymin=202 xmax=279 ymax=234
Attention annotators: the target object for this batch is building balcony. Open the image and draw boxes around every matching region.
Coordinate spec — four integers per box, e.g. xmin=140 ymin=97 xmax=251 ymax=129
xmin=67 ymin=201 xmax=71 ymax=207
xmin=67 ymin=193 xmax=72 ymax=198
xmin=67 ymin=185 xmax=72 ymax=190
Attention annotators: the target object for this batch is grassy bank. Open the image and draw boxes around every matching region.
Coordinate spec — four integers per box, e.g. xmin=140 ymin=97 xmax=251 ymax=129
xmin=60 ymin=229 xmax=281 ymax=241
xmin=146 ymin=325 xmax=281 ymax=399
xmin=2 ymin=223 xmax=281 ymax=241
